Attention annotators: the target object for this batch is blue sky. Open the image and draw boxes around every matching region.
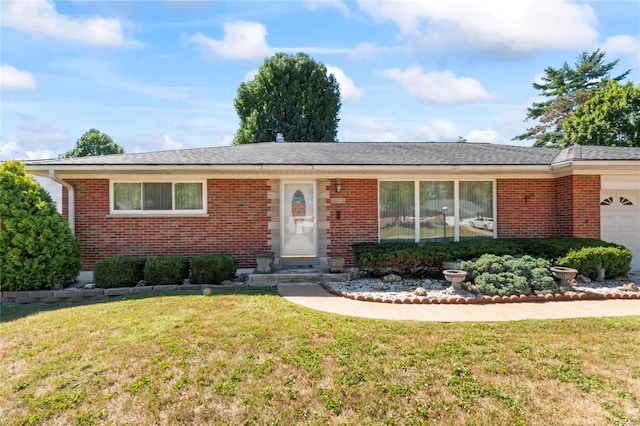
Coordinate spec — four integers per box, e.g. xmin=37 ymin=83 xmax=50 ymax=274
xmin=1 ymin=0 xmax=639 ymax=160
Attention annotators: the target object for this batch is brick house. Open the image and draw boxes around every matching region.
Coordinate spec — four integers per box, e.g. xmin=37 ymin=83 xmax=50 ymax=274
xmin=25 ymin=142 xmax=640 ymax=279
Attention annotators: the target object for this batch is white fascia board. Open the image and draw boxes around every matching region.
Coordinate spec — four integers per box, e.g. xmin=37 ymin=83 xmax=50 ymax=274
xmin=26 ymin=163 xmax=555 ymax=180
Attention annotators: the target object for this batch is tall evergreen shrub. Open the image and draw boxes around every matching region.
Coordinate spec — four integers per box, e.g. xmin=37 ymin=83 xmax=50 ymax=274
xmin=0 ymin=161 xmax=81 ymax=291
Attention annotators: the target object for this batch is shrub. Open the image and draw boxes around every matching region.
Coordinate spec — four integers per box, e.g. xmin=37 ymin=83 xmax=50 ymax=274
xmin=460 ymin=254 xmax=561 ymax=296
xmin=144 ymin=255 xmax=190 ymax=285
xmin=557 ymin=246 xmax=632 ymax=279
xmin=0 ymin=161 xmax=81 ymax=291
xmin=190 ymin=254 xmax=237 ymax=284
xmin=351 ymin=237 xmax=626 ymax=278
xmin=94 ymin=257 xmax=146 ymax=288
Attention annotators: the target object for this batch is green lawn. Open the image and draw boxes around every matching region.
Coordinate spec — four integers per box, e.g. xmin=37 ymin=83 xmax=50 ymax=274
xmin=1 ymin=288 xmax=639 ymax=425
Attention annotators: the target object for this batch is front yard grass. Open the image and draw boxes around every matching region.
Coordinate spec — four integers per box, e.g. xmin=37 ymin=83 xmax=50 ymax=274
xmin=1 ymin=287 xmax=639 ymax=425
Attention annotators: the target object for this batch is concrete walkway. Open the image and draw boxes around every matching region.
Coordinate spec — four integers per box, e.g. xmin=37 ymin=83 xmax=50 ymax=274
xmin=277 ymin=283 xmax=640 ymax=322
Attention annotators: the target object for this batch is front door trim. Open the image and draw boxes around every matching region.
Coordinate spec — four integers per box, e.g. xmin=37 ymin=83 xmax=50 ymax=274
xmin=281 ymin=180 xmax=317 ymax=258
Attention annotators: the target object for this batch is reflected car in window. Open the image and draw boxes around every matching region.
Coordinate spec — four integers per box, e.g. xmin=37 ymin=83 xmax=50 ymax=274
xmin=471 ymin=216 xmax=494 ymax=231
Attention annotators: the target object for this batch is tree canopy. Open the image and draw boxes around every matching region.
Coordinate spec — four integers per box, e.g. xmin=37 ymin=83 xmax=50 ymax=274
xmin=563 ymin=81 xmax=640 ymax=147
xmin=0 ymin=160 xmax=81 ymax=291
xmin=59 ymin=128 xmax=124 ymax=158
xmin=233 ymin=52 xmax=341 ymax=144
xmin=513 ymin=50 xmax=630 ymax=147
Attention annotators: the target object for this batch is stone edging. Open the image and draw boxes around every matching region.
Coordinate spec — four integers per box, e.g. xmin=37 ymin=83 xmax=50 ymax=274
xmin=320 ymin=283 xmax=640 ymax=304
xmin=1 ymin=285 xmax=213 ymax=305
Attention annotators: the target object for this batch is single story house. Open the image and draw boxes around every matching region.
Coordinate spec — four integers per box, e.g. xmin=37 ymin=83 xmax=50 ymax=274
xmin=25 ymin=142 xmax=640 ymax=280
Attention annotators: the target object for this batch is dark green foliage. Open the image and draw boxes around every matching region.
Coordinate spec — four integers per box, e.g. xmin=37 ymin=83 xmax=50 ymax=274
xmin=0 ymin=161 xmax=81 ymax=291
xmin=557 ymin=246 xmax=632 ymax=279
xmin=59 ymin=128 xmax=124 ymax=158
xmin=460 ymin=255 xmax=560 ymax=296
xmin=352 ymin=237 xmax=622 ymax=278
xmin=190 ymin=254 xmax=237 ymax=284
xmin=93 ymin=257 xmax=146 ymax=288
xmin=233 ymin=52 xmax=341 ymax=144
xmin=144 ymin=255 xmax=190 ymax=285
xmin=512 ymin=49 xmax=630 ymax=147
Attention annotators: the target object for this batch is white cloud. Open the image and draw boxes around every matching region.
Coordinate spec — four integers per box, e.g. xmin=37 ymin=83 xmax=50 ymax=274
xmin=380 ymin=66 xmax=491 ymax=103
xmin=243 ymin=68 xmax=259 ymax=82
xmin=0 ymin=140 xmax=19 ymax=159
xmin=466 ymin=129 xmax=497 ymax=143
xmin=187 ymin=21 xmax=273 ymax=61
xmin=305 ymin=0 xmax=350 ymax=17
xmin=1 ymin=0 xmax=129 ymax=47
xmin=1 ymin=125 xmax=72 ymax=160
xmin=349 ymin=42 xmax=395 ymax=59
xmin=0 ymin=64 xmax=36 ymax=90
xmin=411 ymin=119 xmax=459 ymax=141
xmin=357 ymin=0 xmax=598 ymax=55
xmin=338 ymin=117 xmax=399 ymax=142
xmin=25 ymin=149 xmax=56 ymax=160
xmin=600 ymin=35 xmax=640 ymax=61
xmin=162 ymin=134 xmax=184 ymax=150
xmin=326 ymin=66 xmax=364 ymax=101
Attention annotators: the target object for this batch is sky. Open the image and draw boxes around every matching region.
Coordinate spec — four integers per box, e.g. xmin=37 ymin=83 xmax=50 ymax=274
xmin=1 ymin=0 xmax=639 ymax=161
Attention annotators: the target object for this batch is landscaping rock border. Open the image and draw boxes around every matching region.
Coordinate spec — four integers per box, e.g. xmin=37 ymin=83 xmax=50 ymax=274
xmin=320 ymin=283 xmax=640 ymax=304
xmin=1 ymin=284 xmax=228 ymax=304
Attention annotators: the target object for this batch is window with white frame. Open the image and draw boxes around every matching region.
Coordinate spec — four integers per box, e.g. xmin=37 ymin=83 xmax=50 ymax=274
xmin=379 ymin=180 xmax=494 ymax=243
xmin=112 ymin=181 xmax=205 ymax=213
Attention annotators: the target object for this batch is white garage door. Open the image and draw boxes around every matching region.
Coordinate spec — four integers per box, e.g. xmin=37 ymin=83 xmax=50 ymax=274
xmin=601 ymin=192 xmax=640 ymax=271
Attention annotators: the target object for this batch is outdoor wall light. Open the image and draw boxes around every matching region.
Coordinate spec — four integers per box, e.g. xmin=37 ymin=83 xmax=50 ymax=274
xmin=335 ymin=178 xmax=342 ymax=193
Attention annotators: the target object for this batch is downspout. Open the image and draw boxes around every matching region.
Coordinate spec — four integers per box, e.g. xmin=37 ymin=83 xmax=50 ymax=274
xmin=48 ymin=170 xmax=75 ymax=234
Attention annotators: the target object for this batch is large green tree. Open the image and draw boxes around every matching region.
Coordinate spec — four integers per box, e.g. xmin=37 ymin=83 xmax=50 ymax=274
xmin=59 ymin=128 xmax=124 ymax=158
xmin=563 ymin=81 xmax=640 ymax=147
xmin=233 ymin=52 xmax=341 ymax=144
xmin=0 ymin=161 xmax=81 ymax=291
xmin=513 ymin=50 xmax=630 ymax=147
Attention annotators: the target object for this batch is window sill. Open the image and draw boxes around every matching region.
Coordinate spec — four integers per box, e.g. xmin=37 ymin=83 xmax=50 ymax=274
xmin=107 ymin=213 xmax=209 ymax=218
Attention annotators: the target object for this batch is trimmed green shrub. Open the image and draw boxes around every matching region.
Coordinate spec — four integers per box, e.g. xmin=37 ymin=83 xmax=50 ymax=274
xmin=460 ymin=254 xmax=560 ymax=296
xmin=144 ymin=255 xmax=190 ymax=285
xmin=352 ymin=237 xmax=627 ymax=278
xmin=94 ymin=257 xmax=146 ymax=288
xmin=557 ymin=246 xmax=632 ymax=279
xmin=0 ymin=161 xmax=81 ymax=291
xmin=190 ymin=254 xmax=237 ymax=284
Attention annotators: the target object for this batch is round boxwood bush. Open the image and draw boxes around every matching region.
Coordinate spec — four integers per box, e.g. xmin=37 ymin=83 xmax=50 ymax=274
xmin=144 ymin=255 xmax=190 ymax=285
xmin=557 ymin=246 xmax=631 ymax=279
xmin=94 ymin=256 xmax=147 ymax=288
xmin=190 ymin=254 xmax=237 ymax=284
xmin=0 ymin=161 xmax=81 ymax=291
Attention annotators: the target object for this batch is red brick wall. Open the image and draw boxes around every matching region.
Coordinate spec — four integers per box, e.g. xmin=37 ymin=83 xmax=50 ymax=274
xmin=66 ymin=179 xmax=270 ymax=270
xmin=497 ymin=179 xmax=556 ymax=238
xmin=325 ymin=179 xmax=379 ymax=266
xmin=64 ymin=175 xmax=602 ymax=271
xmin=497 ymin=176 xmax=600 ymax=239
xmin=554 ymin=175 xmax=600 ymax=238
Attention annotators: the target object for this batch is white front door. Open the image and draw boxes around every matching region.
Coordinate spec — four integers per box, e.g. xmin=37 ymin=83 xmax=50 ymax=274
xmin=282 ymin=182 xmax=317 ymax=257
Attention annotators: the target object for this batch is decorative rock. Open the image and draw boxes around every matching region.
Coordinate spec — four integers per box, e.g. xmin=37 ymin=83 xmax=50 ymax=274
xmin=374 ymin=281 xmax=388 ymax=291
xmin=577 ymin=274 xmax=591 ymax=283
xmin=84 ymin=283 xmax=96 ymax=289
xmin=382 ymin=274 xmax=402 ymax=283
xmin=413 ymin=287 xmax=427 ymax=296
xmin=183 ymin=278 xmax=191 ymax=285
xmin=136 ymin=280 xmax=146 ymax=287
xmin=618 ymin=282 xmax=639 ymax=292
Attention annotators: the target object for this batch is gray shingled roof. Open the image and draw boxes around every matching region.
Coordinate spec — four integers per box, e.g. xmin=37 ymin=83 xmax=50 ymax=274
xmin=24 ymin=142 xmax=640 ymax=168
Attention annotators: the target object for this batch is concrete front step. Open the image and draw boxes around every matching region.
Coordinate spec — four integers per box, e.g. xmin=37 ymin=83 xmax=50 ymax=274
xmin=247 ymin=271 xmax=350 ymax=287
